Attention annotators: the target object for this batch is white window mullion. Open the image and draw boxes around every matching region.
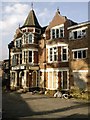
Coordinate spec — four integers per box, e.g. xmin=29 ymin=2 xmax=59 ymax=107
xmin=61 ymin=71 xmax=63 ymax=89
xmin=55 ymin=29 xmax=56 ymax=38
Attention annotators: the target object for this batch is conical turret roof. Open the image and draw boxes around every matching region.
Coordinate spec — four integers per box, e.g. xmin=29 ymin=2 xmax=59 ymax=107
xmin=22 ymin=9 xmax=41 ymax=28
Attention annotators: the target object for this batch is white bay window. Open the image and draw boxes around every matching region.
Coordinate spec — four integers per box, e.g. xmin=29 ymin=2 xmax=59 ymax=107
xmin=48 ymin=47 xmax=58 ymax=62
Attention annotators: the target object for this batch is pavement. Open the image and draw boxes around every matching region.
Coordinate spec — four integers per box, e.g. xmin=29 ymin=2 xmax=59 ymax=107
xmin=2 ymin=91 xmax=90 ymax=120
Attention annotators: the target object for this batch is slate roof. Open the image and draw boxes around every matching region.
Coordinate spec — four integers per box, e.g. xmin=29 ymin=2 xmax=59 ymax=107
xmin=22 ymin=9 xmax=41 ymax=28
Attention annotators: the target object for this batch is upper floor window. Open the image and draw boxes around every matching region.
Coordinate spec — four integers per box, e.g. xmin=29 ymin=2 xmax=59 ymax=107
xmin=69 ymin=27 xmax=87 ymax=40
xmin=48 ymin=47 xmax=58 ymax=62
xmin=28 ymin=34 xmax=34 ymax=43
xmin=12 ymin=54 xmax=21 ymax=66
xmin=23 ymin=50 xmax=34 ymax=63
xmin=73 ymin=49 xmax=87 ymax=59
xmin=35 ymin=28 xmax=41 ymax=34
xmin=29 ymin=51 xmax=32 ymax=63
xmin=16 ymin=38 xmax=22 ymax=48
xmin=51 ymin=25 xmax=64 ymax=39
xmin=52 ymin=29 xmax=55 ymax=39
xmin=23 ymin=33 xmax=34 ymax=44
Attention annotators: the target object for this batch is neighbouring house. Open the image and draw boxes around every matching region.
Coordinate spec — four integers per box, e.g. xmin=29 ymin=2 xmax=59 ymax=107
xmin=8 ymin=7 xmax=90 ymax=92
xmin=2 ymin=59 xmax=9 ymax=90
xmin=68 ymin=21 xmax=90 ymax=91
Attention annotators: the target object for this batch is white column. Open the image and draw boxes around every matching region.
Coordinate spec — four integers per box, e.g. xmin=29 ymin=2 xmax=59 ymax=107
xmin=14 ymin=71 xmax=17 ymax=87
xmin=22 ymin=70 xmax=27 ymax=88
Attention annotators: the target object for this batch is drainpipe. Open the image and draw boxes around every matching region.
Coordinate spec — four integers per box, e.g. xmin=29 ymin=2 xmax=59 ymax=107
xmin=43 ymin=34 xmax=46 ymax=89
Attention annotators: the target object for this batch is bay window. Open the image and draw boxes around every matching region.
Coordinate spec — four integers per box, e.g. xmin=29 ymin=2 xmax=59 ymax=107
xmin=48 ymin=47 xmax=58 ymax=62
xmin=23 ymin=33 xmax=34 ymax=44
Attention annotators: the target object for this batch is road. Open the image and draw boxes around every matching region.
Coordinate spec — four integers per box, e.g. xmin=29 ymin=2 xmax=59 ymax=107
xmin=2 ymin=91 xmax=89 ymax=120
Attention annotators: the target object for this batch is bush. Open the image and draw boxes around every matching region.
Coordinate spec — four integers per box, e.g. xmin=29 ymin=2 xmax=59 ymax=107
xmin=70 ymin=86 xmax=89 ymax=100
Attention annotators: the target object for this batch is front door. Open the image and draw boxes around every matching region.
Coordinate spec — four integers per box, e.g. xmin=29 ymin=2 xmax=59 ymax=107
xmin=26 ymin=71 xmax=32 ymax=88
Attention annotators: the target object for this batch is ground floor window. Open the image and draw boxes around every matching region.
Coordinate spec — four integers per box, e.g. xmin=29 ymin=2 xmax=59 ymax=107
xmin=48 ymin=71 xmax=58 ymax=90
xmin=47 ymin=69 xmax=69 ymax=90
xmin=61 ymin=71 xmax=69 ymax=90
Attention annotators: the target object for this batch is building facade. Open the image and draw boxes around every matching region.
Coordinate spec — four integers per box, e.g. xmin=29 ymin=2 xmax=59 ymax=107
xmin=68 ymin=22 xmax=90 ymax=91
xmin=8 ymin=8 xmax=90 ymax=91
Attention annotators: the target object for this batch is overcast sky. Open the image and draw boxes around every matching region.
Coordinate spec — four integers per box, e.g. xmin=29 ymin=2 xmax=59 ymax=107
xmin=0 ymin=0 xmax=89 ymax=60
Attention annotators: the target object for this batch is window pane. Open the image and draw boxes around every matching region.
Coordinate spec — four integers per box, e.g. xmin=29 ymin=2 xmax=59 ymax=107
xmin=74 ymin=31 xmax=77 ymax=39
xmin=29 ymin=34 xmax=32 ymax=43
xmin=52 ymin=29 xmax=55 ymax=39
xmin=74 ymin=51 xmax=77 ymax=58
xmin=29 ymin=51 xmax=32 ymax=62
xmin=23 ymin=35 xmax=26 ymax=43
xmin=62 ymin=48 xmax=67 ymax=61
xmin=20 ymin=54 xmax=22 ymax=64
xmin=20 ymin=39 xmax=22 ymax=47
xmin=69 ymin=32 xmax=73 ymax=39
xmin=24 ymin=51 xmax=26 ymax=62
xmin=82 ymin=50 xmax=86 ymax=58
xmin=54 ymin=47 xmax=57 ymax=61
xmin=16 ymin=41 xmax=18 ymax=47
xmin=63 ymin=49 xmax=66 ymax=53
xmin=62 ymin=71 xmax=67 ymax=89
xmin=56 ymin=29 xmax=59 ymax=38
xmin=50 ymin=48 xmax=52 ymax=61
xmin=82 ymin=29 xmax=86 ymax=37
xmin=63 ymin=54 xmax=67 ymax=60
xmin=78 ymin=51 xmax=82 ymax=58
xmin=77 ymin=31 xmax=81 ymax=38
xmin=60 ymin=27 xmax=64 ymax=38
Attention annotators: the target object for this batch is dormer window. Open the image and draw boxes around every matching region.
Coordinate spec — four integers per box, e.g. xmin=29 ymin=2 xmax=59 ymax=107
xmin=51 ymin=25 xmax=64 ymax=39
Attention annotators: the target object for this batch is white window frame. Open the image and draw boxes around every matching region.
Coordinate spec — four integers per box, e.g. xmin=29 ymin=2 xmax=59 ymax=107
xmin=72 ymin=48 xmax=88 ymax=59
xmin=61 ymin=46 xmax=68 ymax=62
xmin=51 ymin=24 xmax=64 ymax=39
xmin=61 ymin=70 xmax=69 ymax=90
xmin=15 ymin=38 xmax=22 ymax=48
xmin=22 ymin=33 xmax=34 ymax=44
xmin=28 ymin=51 xmax=34 ymax=63
xmin=48 ymin=47 xmax=58 ymax=62
xmin=48 ymin=71 xmax=58 ymax=90
xmin=69 ymin=26 xmax=87 ymax=40
xmin=22 ymin=49 xmax=38 ymax=64
xmin=28 ymin=33 xmax=34 ymax=44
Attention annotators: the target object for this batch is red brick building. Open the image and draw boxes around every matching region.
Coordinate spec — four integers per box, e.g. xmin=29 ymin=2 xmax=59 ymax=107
xmin=8 ymin=8 xmax=90 ymax=92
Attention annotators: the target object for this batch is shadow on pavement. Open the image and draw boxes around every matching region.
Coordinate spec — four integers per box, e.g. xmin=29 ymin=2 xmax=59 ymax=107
xmin=2 ymin=91 xmax=89 ymax=120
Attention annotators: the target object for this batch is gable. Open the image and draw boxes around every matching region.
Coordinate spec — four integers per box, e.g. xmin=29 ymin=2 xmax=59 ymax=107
xmin=46 ymin=10 xmax=67 ymax=30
